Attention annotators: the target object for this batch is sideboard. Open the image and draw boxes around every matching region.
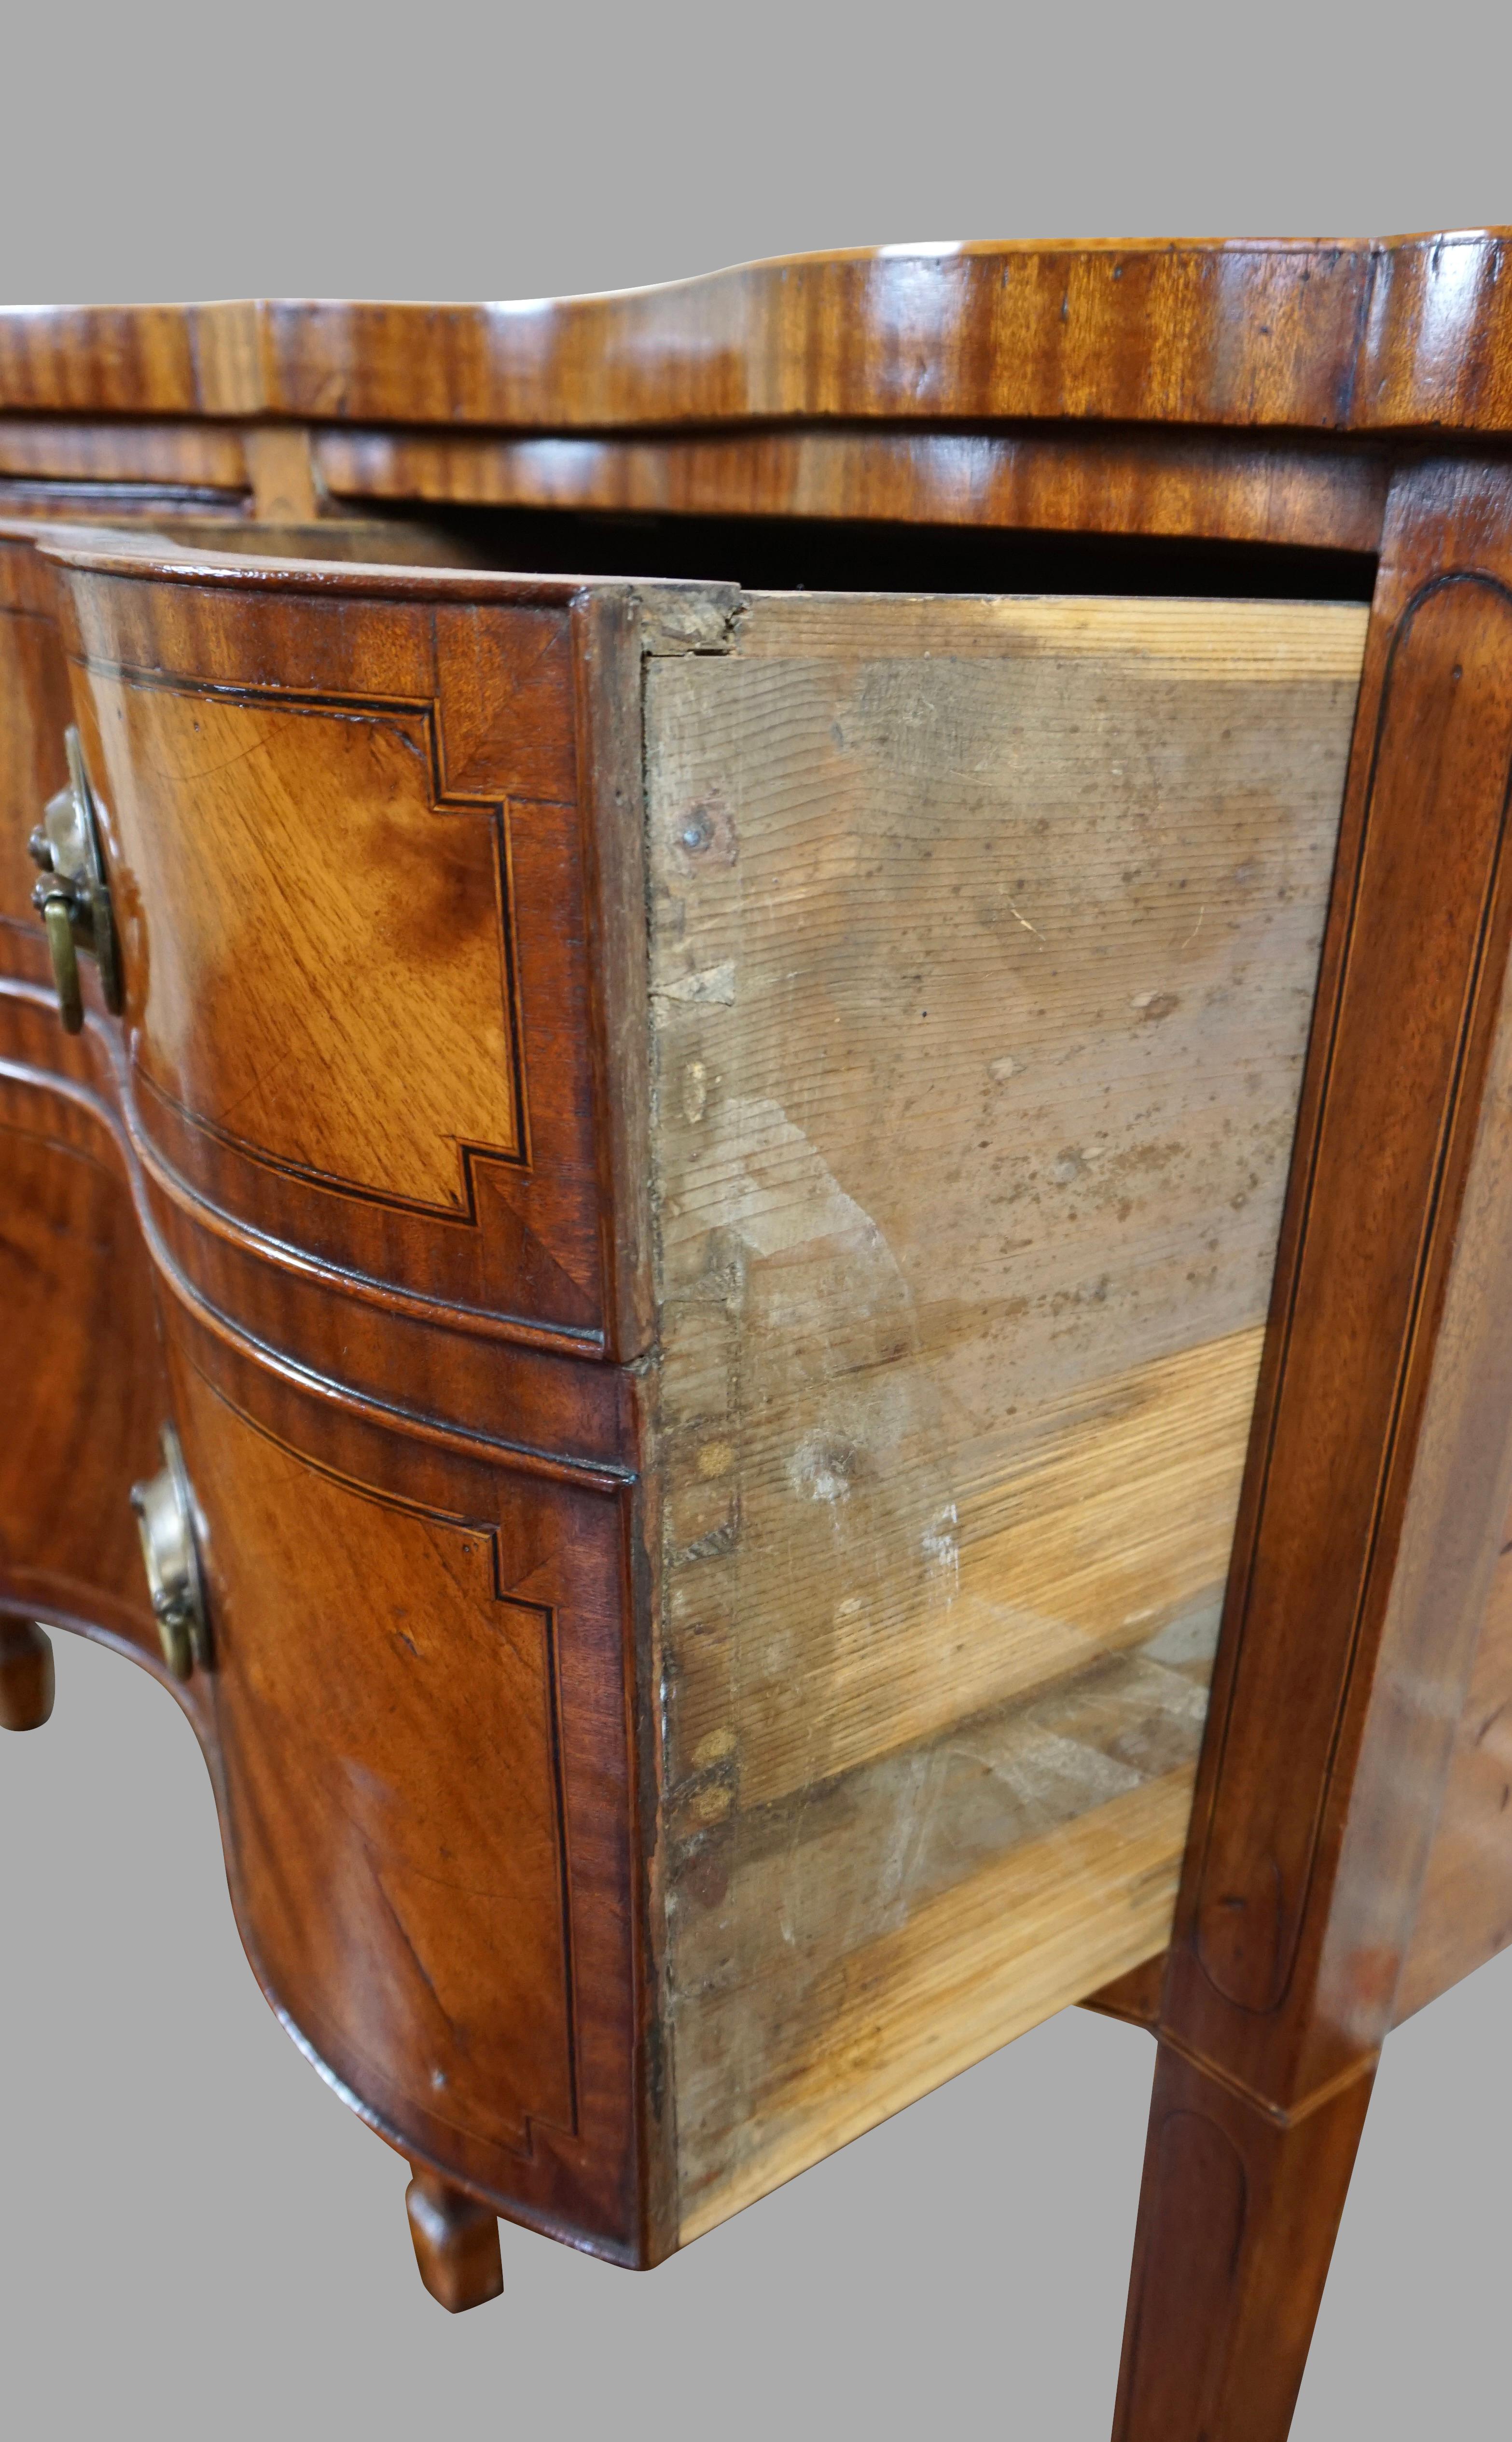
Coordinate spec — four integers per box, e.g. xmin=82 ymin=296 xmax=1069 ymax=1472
xmin=4 ymin=235 xmax=1512 ymax=2437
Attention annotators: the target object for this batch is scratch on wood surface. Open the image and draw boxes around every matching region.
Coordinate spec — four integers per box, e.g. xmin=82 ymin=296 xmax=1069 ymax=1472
xmin=651 ymin=961 xmax=735 ymax=1012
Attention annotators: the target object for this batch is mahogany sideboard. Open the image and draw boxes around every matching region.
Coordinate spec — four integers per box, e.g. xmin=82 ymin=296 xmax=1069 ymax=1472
xmin=4 ymin=234 xmax=1512 ymax=2434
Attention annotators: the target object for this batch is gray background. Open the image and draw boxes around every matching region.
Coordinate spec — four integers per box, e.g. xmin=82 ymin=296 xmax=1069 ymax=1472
xmin=2 ymin=6 xmax=1510 ymax=2434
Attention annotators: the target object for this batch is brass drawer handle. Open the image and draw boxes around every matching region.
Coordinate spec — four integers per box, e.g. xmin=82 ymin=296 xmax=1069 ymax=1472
xmin=130 ymin=1425 xmax=209 ymax=1682
xmin=28 ymin=725 xmax=122 ymax=1034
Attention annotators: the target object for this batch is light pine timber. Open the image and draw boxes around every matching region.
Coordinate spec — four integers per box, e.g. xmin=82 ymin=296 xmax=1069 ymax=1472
xmin=639 ymin=591 xmax=1368 ymax=2240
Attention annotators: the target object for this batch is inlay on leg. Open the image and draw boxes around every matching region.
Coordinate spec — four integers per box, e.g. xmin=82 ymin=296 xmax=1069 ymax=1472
xmin=0 ymin=1619 xmax=55 ymax=1732
xmin=405 ymin=2164 xmax=504 ymax=2312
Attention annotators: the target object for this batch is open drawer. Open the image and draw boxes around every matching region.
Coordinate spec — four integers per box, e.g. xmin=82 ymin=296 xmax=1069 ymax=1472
xmin=22 ymin=524 xmax=1369 ymax=2258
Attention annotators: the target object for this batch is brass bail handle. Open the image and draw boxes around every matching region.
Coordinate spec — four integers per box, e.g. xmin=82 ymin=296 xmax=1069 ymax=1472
xmin=28 ymin=725 xmax=123 ymax=1034
xmin=130 ymin=1425 xmax=211 ymax=1682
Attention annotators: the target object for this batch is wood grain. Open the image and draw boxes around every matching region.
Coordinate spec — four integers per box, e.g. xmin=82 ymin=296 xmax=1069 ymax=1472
xmin=0 ymin=419 xmax=250 ymax=489
xmin=4 ymin=234 xmax=1512 ymax=434
xmin=1328 ymin=849 xmax=1512 ymax=2050
xmin=50 ymin=542 xmax=614 ymax=1343
xmin=14 ymin=538 xmax=684 ymax=2266
xmin=680 ymin=1773 xmax=1195 ymax=2242
xmin=87 ymin=676 xmax=524 ymax=1207
xmin=3 ymin=229 xmax=1512 ymax=2390
xmin=0 ymin=1061 xmax=172 ymax=1670
xmin=1119 ymin=456 xmax=1512 ymax=2439
xmin=1115 ymin=2047 xmax=1374 ymax=2442
xmin=181 ymin=1371 xmax=576 ymax=2155
xmin=0 ymin=1618 xmax=56 ymax=1730
xmin=0 ymin=526 xmax=74 ymax=985
xmin=642 ymin=590 xmax=1365 ymax=2233
xmin=315 ymin=424 xmax=1388 ymax=555
xmin=1080 ymin=1950 xmax=1166 ymax=2029
xmin=14 ymin=532 xmax=1371 ymax=2268
xmin=405 ymin=2165 xmax=504 ymax=2312
xmin=1192 ymin=573 xmax=1512 ymax=2016
xmin=1157 ymin=459 xmax=1512 ymax=2103
xmin=161 ymin=1289 xmax=645 ymax=2256
xmin=1394 ymin=1510 xmax=1512 ymax=2020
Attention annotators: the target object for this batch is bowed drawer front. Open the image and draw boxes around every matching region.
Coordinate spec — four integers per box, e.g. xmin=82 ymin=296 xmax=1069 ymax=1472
xmin=62 ymin=568 xmax=609 ymax=1343
xmin=32 ymin=535 xmax=1367 ymax=2260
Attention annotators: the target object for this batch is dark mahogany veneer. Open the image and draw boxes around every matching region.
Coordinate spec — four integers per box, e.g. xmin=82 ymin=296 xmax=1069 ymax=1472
xmin=5 ymin=237 xmax=1512 ymax=2436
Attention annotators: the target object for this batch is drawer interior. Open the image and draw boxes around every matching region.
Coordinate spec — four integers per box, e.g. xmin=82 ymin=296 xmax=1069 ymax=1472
xmin=149 ymin=498 xmax=1379 ymax=604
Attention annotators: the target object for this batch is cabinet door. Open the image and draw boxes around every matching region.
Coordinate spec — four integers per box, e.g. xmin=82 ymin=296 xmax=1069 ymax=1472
xmin=161 ymin=1295 xmax=640 ymax=2252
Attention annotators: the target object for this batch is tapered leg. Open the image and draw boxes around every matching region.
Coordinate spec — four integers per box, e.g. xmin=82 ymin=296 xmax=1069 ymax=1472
xmin=1114 ymin=2046 xmax=1373 ymax=2440
xmin=405 ymin=2164 xmax=503 ymax=2312
xmin=0 ymin=1618 xmax=55 ymax=1731
xmin=1110 ymin=458 xmax=1512 ymax=2435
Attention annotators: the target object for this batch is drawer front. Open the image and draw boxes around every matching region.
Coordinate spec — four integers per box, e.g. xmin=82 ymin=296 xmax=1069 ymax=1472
xmin=55 ymin=555 xmax=624 ymax=1353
